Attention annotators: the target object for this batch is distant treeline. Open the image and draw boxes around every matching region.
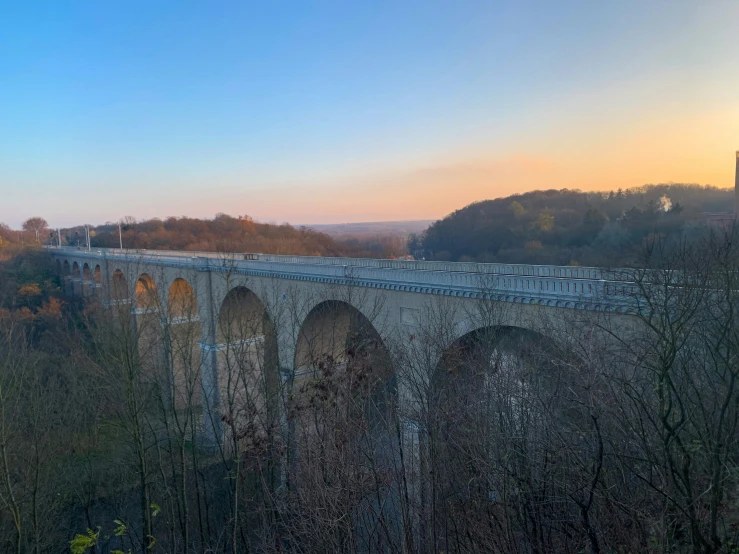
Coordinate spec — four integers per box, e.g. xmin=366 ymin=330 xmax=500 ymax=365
xmin=410 ymin=184 xmax=734 ymax=266
xmin=62 ymin=214 xmax=408 ymax=259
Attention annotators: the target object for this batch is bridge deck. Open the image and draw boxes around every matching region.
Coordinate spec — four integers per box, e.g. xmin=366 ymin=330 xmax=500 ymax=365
xmin=48 ymin=246 xmax=639 ymax=311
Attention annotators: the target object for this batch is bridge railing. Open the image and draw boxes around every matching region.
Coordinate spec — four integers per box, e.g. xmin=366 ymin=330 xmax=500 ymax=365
xmin=46 ymin=246 xmax=626 ymax=280
xmin=47 ymin=246 xmax=640 ymax=309
xmin=207 ymin=256 xmax=640 ymax=307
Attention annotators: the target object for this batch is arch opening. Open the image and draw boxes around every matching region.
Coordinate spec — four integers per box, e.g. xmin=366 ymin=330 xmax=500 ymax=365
xmin=62 ymin=260 xmax=70 ymax=275
xmin=55 ymin=259 xmax=61 ymax=274
xmin=291 ymin=300 xmax=398 ymax=550
xmin=430 ymin=325 xmax=565 ymax=550
xmin=82 ymin=263 xmax=92 ymax=281
xmin=111 ymin=270 xmax=128 ymax=302
xmin=135 ymin=273 xmax=158 ymax=310
xmin=215 ymin=286 xmax=280 ymax=454
xmin=168 ymin=278 xmax=198 ymax=321
xmin=293 ymin=300 xmax=396 ymax=433
xmin=72 ymin=261 xmax=80 ymax=278
xmin=218 ymin=286 xmax=268 ymax=345
xmin=93 ymin=265 xmax=101 ymax=284
xmin=167 ymin=278 xmax=202 ymax=411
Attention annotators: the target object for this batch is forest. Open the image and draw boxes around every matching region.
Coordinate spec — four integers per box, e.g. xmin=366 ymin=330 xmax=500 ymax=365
xmin=59 ymin=215 xmax=407 ymax=260
xmin=1 ymin=223 xmax=739 ymax=553
xmin=411 ymin=184 xmax=734 ymax=266
xmin=7 ymin=184 xmax=734 ymax=270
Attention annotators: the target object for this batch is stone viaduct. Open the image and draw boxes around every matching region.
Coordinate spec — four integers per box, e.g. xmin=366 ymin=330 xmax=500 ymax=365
xmin=49 ymin=246 xmax=637 ymax=447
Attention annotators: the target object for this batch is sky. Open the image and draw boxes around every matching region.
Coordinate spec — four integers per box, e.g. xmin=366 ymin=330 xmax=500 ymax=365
xmin=1 ymin=0 xmax=738 ymax=228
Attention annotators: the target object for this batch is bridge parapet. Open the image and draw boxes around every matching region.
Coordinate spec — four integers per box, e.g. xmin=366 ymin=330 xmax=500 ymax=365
xmin=48 ymin=246 xmax=638 ymax=311
xmin=66 ymin=247 xmax=616 ymax=279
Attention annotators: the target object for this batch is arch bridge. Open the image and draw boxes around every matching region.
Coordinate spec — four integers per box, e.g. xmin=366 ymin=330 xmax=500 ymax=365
xmin=49 ymin=246 xmax=638 ymax=445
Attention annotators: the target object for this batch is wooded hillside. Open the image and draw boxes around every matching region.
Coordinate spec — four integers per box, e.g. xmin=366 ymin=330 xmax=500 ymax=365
xmin=411 ymin=184 xmax=733 ymax=266
xmin=82 ymin=214 xmax=407 ymax=258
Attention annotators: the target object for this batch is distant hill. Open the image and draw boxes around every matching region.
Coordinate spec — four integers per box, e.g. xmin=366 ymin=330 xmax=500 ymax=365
xmin=70 ymin=214 xmax=406 ymax=258
xmin=308 ymin=220 xmax=433 ymax=238
xmin=412 ymin=184 xmax=733 ymax=267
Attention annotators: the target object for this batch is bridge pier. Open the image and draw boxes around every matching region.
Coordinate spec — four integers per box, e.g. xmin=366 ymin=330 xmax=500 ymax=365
xmin=81 ymin=279 xmax=94 ymax=296
xmin=199 ymin=342 xmax=223 ymax=447
xmin=70 ymin=277 xmax=83 ymax=297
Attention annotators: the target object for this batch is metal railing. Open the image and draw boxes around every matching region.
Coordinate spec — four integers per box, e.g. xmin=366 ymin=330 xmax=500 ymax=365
xmin=48 ymin=246 xmax=639 ymax=309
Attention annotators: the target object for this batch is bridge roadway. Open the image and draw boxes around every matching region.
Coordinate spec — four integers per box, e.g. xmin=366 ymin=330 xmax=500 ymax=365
xmin=49 ymin=245 xmax=637 ymax=445
xmin=50 ymin=246 xmax=637 ymax=311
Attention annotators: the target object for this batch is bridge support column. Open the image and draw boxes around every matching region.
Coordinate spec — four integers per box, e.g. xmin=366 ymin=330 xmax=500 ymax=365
xmin=395 ymin=341 xmax=433 ymax=553
xmin=82 ymin=280 xmax=94 ymax=296
xmin=199 ymin=342 xmax=223 ymax=447
xmin=397 ymin=415 xmax=424 ymax=553
xmin=198 ymin=268 xmax=223 ymax=448
xmin=62 ymin=276 xmax=73 ymax=297
xmin=71 ymin=277 xmax=83 ymax=297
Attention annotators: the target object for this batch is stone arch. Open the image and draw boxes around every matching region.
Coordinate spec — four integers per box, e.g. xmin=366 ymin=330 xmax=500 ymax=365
xmin=111 ymin=269 xmax=128 ymax=301
xmin=55 ymin=259 xmax=61 ymax=274
xmin=82 ymin=263 xmax=92 ymax=281
xmin=166 ymin=278 xmax=202 ymax=411
xmin=62 ymin=260 xmax=70 ymax=276
xmin=293 ymin=299 xmax=395 ymax=421
xmin=168 ymin=278 xmax=198 ymax=321
xmin=431 ymin=324 xmax=565 ymax=548
xmin=135 ymin=273 xmax=159 ymax=310
xmin=93 ymin=265 xmax=101 ymax=284
xmin=292 ymin=300 xmax=398 ymax=548
xmin=215 ymin=286 xmax=280 ymax=448
xmin=130 ymin=274 xmax=165 ymax=401
xmin=294 ymin=300 xmax=391 ymax=377
xmin=218 ymin=286 xmax=270 ymax=345
xmin=72 ymin=261 xmax=80 ymax=278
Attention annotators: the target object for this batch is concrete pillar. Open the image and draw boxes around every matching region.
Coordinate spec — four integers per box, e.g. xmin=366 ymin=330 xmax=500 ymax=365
xmin=134 ymin=306 xmax=166 ymax=402
xmin=82 ymin=280 xmax=94 ymax=296
xmin=71 ymin=277 xmax=83 ymax=297
xmin=198 ymin=262 xmax=223 ymax=447
xmin=63 ymin=276 xmax=73 ymax=297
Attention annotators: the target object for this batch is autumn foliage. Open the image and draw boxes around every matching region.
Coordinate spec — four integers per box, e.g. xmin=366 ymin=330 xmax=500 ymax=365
xmin=84 ymin=214 xmax=407 ymax=258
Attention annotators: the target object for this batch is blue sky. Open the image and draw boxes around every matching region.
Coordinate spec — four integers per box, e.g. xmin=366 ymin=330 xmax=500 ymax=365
xmin=1 ymin=1 xmax=738 ymax=227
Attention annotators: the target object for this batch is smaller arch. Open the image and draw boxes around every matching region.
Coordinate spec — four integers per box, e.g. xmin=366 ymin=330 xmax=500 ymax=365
xmin=433 ymin=324 xmax=563 ymax=513
xmin=93 ymin=265 xmax=101 ymax=284
xmin=112 ymin=270 xmax=128 ymax=301
xmin=135 ymin=274 xmax=158 ymax=310
xmin=62 ymin=260 xmax=70 ymax=276
xmin=292 ymin=299 xmax=396 ymax=476
xmin=168 ymin=278 xmax=198 ymax=320
xmin=72 ymin=261 xmax=80 ymax=278
xmin=218 ymin=286 xmax=269 ymax=344
xmin=55 ymin=259 xmax=62 ymax=274
xmin=82 ymin=263 xmax=92 ymax=281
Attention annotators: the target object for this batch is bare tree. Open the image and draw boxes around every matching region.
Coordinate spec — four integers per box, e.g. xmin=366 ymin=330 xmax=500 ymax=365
xmin=21 ymin=218 xmax=48 ymax=245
